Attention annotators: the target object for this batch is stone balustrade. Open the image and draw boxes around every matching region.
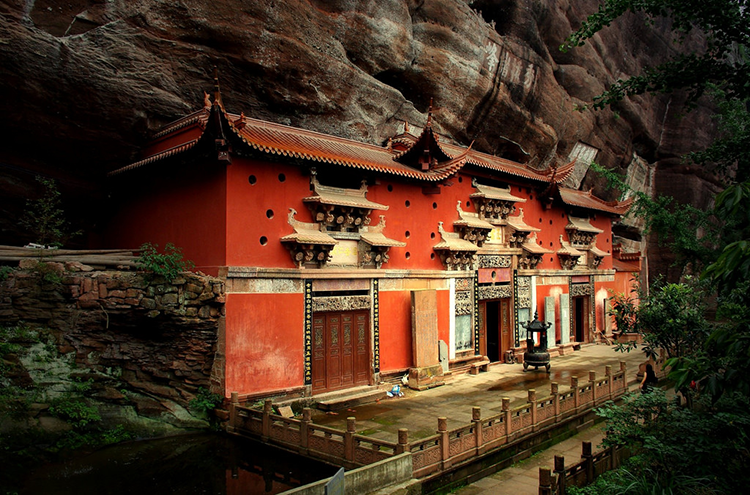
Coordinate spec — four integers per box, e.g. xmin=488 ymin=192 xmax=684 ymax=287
xmin=229 ymin=362 xmax=628 ymax=480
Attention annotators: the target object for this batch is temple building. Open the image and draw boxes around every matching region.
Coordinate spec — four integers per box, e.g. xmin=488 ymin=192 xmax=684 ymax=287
xmin=105 ymin=84 xmax=637 ymax=401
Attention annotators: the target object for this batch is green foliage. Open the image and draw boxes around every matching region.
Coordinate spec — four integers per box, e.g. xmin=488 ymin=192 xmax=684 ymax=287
xmin=608 ymin=282 xmax=639 ymax=335
xmin=637 ymin=278 xmax=711 ymax=360
xmin=135 ymin=242 xmax=195 ymax=283
xmin=592 ymin=390 xmax=750 ymax=493
xmin=0 ymin=265 xmax=13 ymax=281
xmin=49 ymin=396 xmax=101 ymax=429
xmin=20 ymin=175 xmax=81 ymax=248
xmin=189 ymin=387 xmax=223 ymax=416
xmin=561 ymin=0 xmax=750 ymax=109
xmin=28 ymin=259 xmax=64 ymax=286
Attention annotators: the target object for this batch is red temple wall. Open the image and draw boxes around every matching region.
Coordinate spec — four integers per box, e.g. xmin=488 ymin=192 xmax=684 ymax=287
xmin=104 ymin=163 xmax=227 ymax=275
xmin=378 ymin=290 xmax=414 ymax=372
xmin=224 ymin=292 xmax=305 ymax=397
xmin=225 ymin=158 xmax=311 ymax=268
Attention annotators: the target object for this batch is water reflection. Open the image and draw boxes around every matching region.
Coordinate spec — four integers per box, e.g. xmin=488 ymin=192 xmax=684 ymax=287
xmin=21 ymin=433 xmax=337 ymax=495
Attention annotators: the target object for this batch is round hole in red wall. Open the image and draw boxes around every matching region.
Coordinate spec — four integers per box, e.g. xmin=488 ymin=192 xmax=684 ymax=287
xmin=405 ymin=200 xmax=411 ymax=208
xmin=405 ymin=252 xmax=411 ymax=259
xmin=466 ymin=201 xmax=471 ymax=208
xmin=260 ymin=236 xmax=268 ymax=246
xmin=278 ymin=173 xmax=286 ymax=182
xmin=405 ymin=231 xmax=411 ymax=238
xmin=432 ymin=202 xmax=438 ymax=209
xmin=458 ymin=176 xmax=463 ymax=183
xmin=530 ymin=195 xmax=534 ymax=201
xmin=539 ymin=218 xmax=543 ymax=223
xmin=388 ymin=184 xmax=393 ymax=192
xmin=550 ymin=257 xmax=554 ymax=262
xmin=431 ymin=253 xmax=435 ymax=259
xmin=249 ymin=175 xmax=257 ymax=185
xmin=549 ymin=219 xmax=553 ymax=225
xmin=431 ymin=232 xmax=436 ymax=239
xmin=266 ymin=209 xmax=274 ymax=219
xmin=491 ymin=270 xmax=497 ymax=279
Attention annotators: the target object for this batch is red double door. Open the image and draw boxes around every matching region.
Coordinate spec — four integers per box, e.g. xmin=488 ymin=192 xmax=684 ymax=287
xmin=312 ymin=311 xmax=370 ymax=393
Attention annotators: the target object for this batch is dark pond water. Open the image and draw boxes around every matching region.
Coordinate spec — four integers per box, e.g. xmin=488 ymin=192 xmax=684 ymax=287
xmin=20 ymin=433 xmax=338 ymax=495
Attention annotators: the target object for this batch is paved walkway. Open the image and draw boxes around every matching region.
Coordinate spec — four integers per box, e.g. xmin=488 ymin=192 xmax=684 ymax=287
xmin=454 ymin=422 xmax=607 ymax=494
xmin=311 ymin=343 xmax=645 ymax=443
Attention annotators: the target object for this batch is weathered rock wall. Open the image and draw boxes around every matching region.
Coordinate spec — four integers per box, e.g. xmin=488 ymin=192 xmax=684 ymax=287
xmin=0 ymin=0 xmax=722 ymax=279
xmin=0 ymin=262 xmax=225 ymax=431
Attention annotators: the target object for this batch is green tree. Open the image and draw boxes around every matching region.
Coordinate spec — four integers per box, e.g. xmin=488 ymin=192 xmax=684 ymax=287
xmin=20 ymin=175 xmax=80 ymax=248
xmin=562 ymin=0 xmax=750 ymax=109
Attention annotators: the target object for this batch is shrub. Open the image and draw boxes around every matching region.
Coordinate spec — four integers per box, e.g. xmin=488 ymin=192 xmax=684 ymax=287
xmin=189 ymin=387 xmax=223 ymax=416
xmin=135 ymin=242 xmax=194 ymax=282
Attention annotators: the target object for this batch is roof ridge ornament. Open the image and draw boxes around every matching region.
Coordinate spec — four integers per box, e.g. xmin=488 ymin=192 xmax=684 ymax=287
xmin=212 ymin=66 xmax=224 ymax=110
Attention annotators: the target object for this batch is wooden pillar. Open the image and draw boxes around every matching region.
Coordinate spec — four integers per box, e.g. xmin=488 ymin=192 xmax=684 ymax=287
xmin=589 ymin=370 xmax=597 ymax=405
xmin=539 ymin=467 xmax=553 ymax=495
xmin=582 ymin=441 xmax=594 ymax=484
xmin=438 ymin=417 xmax=450 ymax=470
xmin=554 ymin=455 xmax=566 ymax=494
xmin=502 ymin=397 xmax=512 ymax=437
xmin=396 ymin=428 xmax=410 ymax=454
xmin=345 ymin=417 xmax=356 ymax=462
xmin=229 ymin=391 xmax=239 ymax=430
xmin=551 ymin=382 xmax=560 ymax=418
xmin=262 ymin=399 xmax=273 ymax=439
xmin=300 ymin=408 xmax=312 ymax=450
xmin=472 ymin=406 xmax=483 ymax=451
xmin=528 ymin=389 xmax=537 ymax=429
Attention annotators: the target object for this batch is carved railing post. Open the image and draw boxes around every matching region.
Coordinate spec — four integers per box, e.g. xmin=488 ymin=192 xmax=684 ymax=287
xmin=528 ymin=389 xmax=537 ymax=429
xmin=300 ymin=408 xmax=312 ymax=450
xmin=589 ymin=370 xmax=597 ymax=405
xmin=605 ymin=365 xmax=613 ymax=399
xmin=502 ymin=397 xmax=512 ymax=437
xmin=620 ymin=361 xmax=627 ymax=394
xmin=345 ymin=417 xmax=356 ymax=462
xmin=262 ymin=399 xmax=273 ymax=439
xmin=539 ymin=467 xmax=553 ymax=495
xmin=554 ymin=455 xmax=567 ymax=494
xmin=229 ymin=392 xmax=239 ymax=431
xmin=582 ymin=441 xmax=594 ymax=484
xmin=551 ymin=382 xmax=560 ymax=419
xmin=396 ymin=428 xmax=410 ymax=454
xmin=472 ymin=406 xmax=483 ymax=451
xmin=438 ymin=417 xmax=450 ymax=470
xmin=571 ymin=377 xmax=580 ymax=411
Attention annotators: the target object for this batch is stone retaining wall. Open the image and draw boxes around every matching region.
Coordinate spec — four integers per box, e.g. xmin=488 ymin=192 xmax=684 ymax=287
xmin=0 ymin=261 xmax=225 ymax=430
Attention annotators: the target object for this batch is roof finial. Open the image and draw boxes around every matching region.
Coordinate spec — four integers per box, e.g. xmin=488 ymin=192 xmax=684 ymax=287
xmin=426 ymin=98 xmax=434 ymax=128
xmin=404 ymin=121 xmax=410 ymax=133
xmin=213 ymin=66 xmax=224 ymax=109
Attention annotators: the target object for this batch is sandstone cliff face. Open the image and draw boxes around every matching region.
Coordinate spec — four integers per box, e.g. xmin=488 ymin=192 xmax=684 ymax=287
xmin=0 ymin=1 xmax=720 ymax=272
xmin=0 ymin=263 xmax=224 ymax=432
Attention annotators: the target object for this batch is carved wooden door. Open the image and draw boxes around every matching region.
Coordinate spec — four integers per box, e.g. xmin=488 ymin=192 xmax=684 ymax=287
xmin=500 ymin=298 xmax=512 ymax=357
xmin=312 ymin=310 xmax=370 ymax=393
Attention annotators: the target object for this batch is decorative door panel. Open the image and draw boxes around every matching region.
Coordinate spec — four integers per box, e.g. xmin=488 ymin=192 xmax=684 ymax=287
xmin=312 ymin=310 xmax=370 ymax=393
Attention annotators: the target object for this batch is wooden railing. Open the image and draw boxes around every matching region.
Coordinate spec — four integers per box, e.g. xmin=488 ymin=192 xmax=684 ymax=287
xmin=228 ymin=362 xmax=628 ymax=479
xmin=538 ymin=440 xmax=632 ymax=494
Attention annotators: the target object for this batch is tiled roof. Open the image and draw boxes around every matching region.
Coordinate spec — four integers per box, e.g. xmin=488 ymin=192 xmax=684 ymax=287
xmin=559 ymin=189 xmax=633 ymax=216
xmin=557 ymin=235 xmax=584 ymax=256
xmin=469 ymin=183 xmax=527 ymax=203
xmin=453 ymin=201 xmax=495 ymax=230
xmin=433 ymin=222 xmax=479 ymax=252
xmin=280 ymin=209 xmax=338 ymax=245
xmin=589 ymin=245 xmax=610 ymax=257
xmin=360 ymin=216 xmax=406 ymax=248
xmin=507 ymin=208 xmax=540 ymax=232
xmin=110 ymin=100 xmax=598 ymax=190
xmin=303 ymin=176 xmax=388 ymax=210
xmin=566 ymin=216 xmax=604 ymax=234
xmin=522 ymin=233 xmax=552 ymax=254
